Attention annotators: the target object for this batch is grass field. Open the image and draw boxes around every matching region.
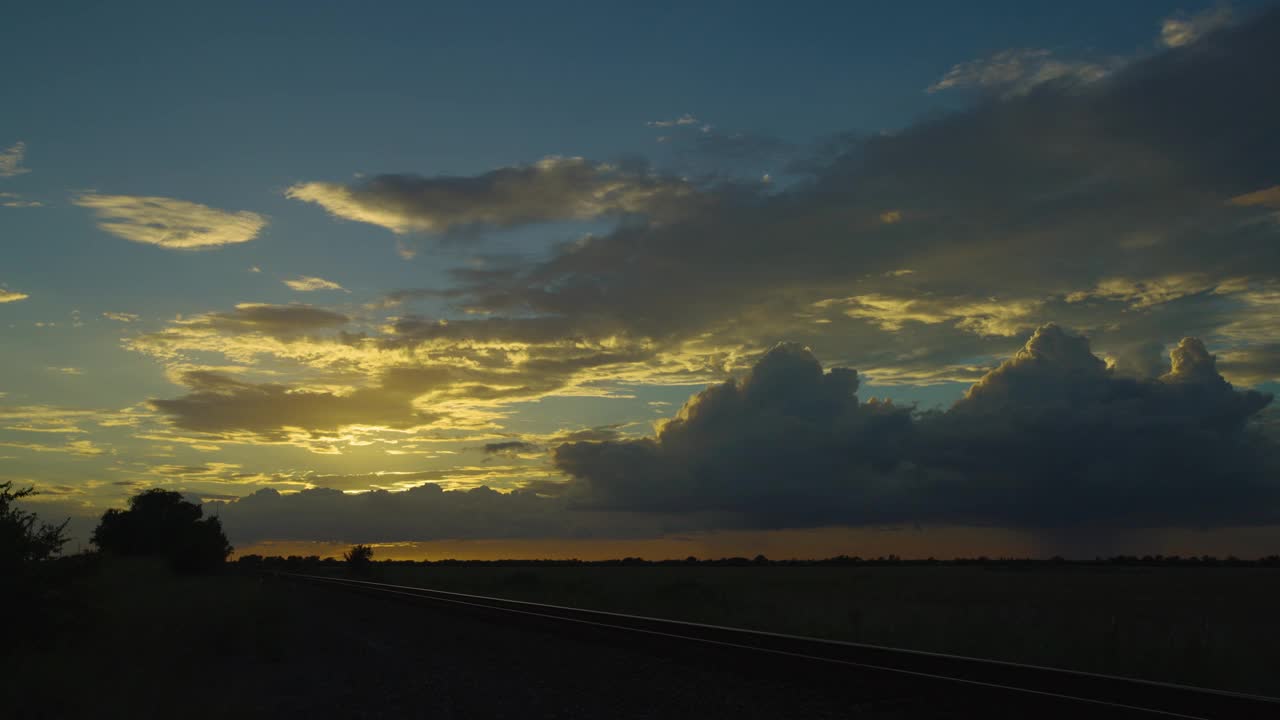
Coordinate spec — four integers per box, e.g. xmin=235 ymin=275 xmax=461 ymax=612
xmin=4 ymin=557 xmax=293 ymax=719
xmin=349 ymin=563 xmax=1280 ymax=696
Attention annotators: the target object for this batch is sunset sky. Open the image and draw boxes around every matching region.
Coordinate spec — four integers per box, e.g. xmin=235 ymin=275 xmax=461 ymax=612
xmin=4 ymin=1 xmax=1279 ymax=559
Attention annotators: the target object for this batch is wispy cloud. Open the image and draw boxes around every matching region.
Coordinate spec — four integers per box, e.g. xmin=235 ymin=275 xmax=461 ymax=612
xmin=73 ymin=194 xmax=267 ymax=250
xmin=0 ymin=192 xmax=42 ymax=208
xmin=102 ymin=312 xmax=140 ymax=323
xmin=287 ymin=157 xmax=691 ymax=236
xmin=283 ymin=275 xmax=347 ymax=292
xmin=46 ymin=366 xmax=85 ymax=376
xmin=1162 ymin=6 xmax=1233 ymax=48
xmin=0 ymin=288 xmax=29 ymax=303
xmin=646 ymin=113 xmax=698 ymax=128
xmin=927 ymin=48 xmax=1110 ymax=95
xmin=0 ymin=439 xmax=108 ymax=456
xmin=0 ymin=142 xmax=30 ymax=177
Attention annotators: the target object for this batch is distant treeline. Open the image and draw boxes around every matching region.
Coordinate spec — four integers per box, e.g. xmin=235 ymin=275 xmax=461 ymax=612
xmin=236 ymin=553 xmax=1280 ymax=569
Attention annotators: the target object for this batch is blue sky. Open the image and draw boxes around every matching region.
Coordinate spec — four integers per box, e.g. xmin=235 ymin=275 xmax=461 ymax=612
xmin=4 ymin=1 xmax=1280 ymax=558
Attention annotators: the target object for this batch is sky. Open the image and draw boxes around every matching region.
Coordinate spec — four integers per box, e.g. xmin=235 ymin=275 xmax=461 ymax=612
xmin=3 ymin=1 xmax=1280 ymax=559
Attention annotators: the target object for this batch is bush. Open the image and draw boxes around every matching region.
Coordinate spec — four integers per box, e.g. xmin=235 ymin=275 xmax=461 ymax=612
xmin=0 ymin=481 xmax=69 ymax=573
xmin=92 ymin=489 xmax=231 ymax=572
xmin=343 ymin=544 xmax=374 ymax=576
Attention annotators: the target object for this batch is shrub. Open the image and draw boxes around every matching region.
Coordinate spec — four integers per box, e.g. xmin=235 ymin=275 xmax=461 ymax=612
xmin=0 ymin=481 xmax=69 ymax=572
xmin=92 ymin=489 xmax=232 ymax=572
xmin=343 ymin=544 xmax=374 ymax=576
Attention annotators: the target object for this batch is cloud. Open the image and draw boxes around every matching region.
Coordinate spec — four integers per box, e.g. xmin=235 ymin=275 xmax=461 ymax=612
xmin=554 ymin=326 xmax=1277 ymax=529
xmin=0 ymin=288 xmax=29 ymax=303
xmin=205 ymin=484 xmax=679 ymax=545
xmin=46 ymin=367 xmax=84 ymax=376
xmin=167 ymin=303 xmax=348 ymax=336
xmin=0 ymin=142 xmax=30 ymax=177
xmin=482 ymin=440 xmax=541 ymax=456
xmin=409 ymin=10 xmax=1280 ymax=391
xmin=1065 ymin=274 xmax=1224 ymax=309
xmin=98 ymin=10 xmax=1280 ymax=488
xmin=0 ymin=404 xmax=148 ymax=434
xmin=1230 ymin=185 xmax=1280 ymax=217
xmin=1161 ymin=6 xmax=1233 ymax=48
xmin=72 ymin=194 xmax=267 ymax=249
xmin=283 ymin=276 xmax=347 ymax=292
xmin=1218 ymin=344 xmax=1280 ymax=386
xmin=813 ymin=294 xmax=1042 ymax=336
xmin=102 ymin=312 xmax=139 ymax=323
xmin=286 ymin=156 xmax=692 ymax=235
xmin=0 ymin=192 xmax=42 ymax=208
xmin=647 ymin=113 xmax=699 ymax=128
xmin=148 ymin=370 xmax=437 ymax=441
xmin=0 ymin=439 xmax=109 ymax=456
xmin=927 ymin=48 xmax=1111 ymax=95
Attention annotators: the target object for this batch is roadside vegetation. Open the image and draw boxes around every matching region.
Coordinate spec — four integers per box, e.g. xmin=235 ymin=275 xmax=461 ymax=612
xmin=3 ymin=487 xmax=240 ymax=717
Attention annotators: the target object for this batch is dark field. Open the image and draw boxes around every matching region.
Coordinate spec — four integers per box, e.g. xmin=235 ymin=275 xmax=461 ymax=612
xmin=8 ymin=557 xmax=1035 ymax=719
xmin=334 ymin=563 xmax=1280 ymax=696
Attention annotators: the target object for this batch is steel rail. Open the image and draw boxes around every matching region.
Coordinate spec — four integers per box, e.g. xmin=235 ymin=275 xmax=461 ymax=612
xmin=283 ymin=572 xmax=1280 ymax=719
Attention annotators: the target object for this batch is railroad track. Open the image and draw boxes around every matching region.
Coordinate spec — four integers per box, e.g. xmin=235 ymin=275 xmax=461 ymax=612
xmin=283 ymin=572 xmax=1278 ymax=719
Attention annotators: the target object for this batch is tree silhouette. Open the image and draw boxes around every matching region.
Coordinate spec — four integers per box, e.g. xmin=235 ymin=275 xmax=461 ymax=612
xmin=0 ymin=481 xmax=69 ymax=572
xmin=344 ymin=544 xmax=374 ymax=576
xmin=92 ymin=489 xmax=231 ymax=572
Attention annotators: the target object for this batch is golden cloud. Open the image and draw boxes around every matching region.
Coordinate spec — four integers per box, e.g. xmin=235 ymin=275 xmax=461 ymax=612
xmin=283 ymin=276 xmax=347 ymax=292
xmin=73 ymin=193 xmax=267 ymax=249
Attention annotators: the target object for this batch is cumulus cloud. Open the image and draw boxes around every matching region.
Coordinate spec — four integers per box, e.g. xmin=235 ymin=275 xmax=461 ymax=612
xmin=286 ymin=156 xmax=692 ymax=235
xmin=0 ymin=288 xmax=29 ymax=303
xmin=555 ymin=326 xmax=1277 ymax=529
xmin=0 ymin=142 xmax=30 ymax=177
xmin=73 ymin=194 xmax=267 ymax=249
xmin=283 ymin=276 xmax=347 ymax=292
xmin=555 ymin=342 xmax=915 ymax=519
xmin=102 ymin=10 xmax=1280 ymax=511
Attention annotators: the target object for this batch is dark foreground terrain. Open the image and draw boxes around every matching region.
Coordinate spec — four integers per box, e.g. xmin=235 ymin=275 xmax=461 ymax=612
xmin=4 ymin=558 xmax=1164 ymax=719
xmin=316 ymin=562 xmax=1280 ymax=697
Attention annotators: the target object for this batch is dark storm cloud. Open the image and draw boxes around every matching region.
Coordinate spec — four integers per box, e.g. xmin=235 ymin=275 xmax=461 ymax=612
xmin=206 ymin=484 xmax=694 ymax=545
xmin=400 ymin=10 xmax=1280 ymax=377
xmin=554 ymin=326 xmax=1278 ymax=529
xmin=554 ymin=342 xmax=916 ymax=520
